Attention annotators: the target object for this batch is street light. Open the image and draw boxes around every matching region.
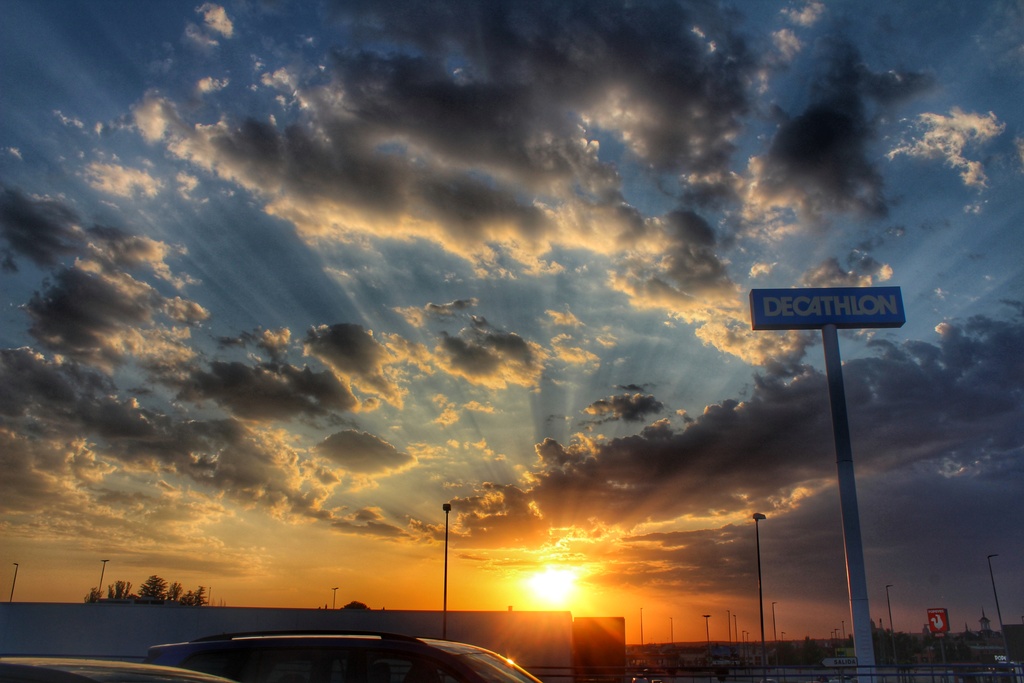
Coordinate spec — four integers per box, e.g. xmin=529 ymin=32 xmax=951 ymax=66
xmin=703 ymin=615 xmax=712 ymax=664
xmin=332 ymin=587 xmax=338 ymax=609
xmin=885 ymin=584 xmax=897 ymax=665
xmin=9 ymin=563 xmax=17 ymax=602
xmin=98 ymin=559 xmax=109 ymax=600
xmin=753 ymin=513 xmax=768 ymax=672
xmin=987 ymin=554 xmax=1010 ymax=664
xmin=442 ymin=503 xmax=451 ymax=639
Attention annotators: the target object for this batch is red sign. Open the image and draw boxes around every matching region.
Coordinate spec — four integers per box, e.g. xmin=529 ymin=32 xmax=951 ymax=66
xmin=927 ymin=608 xmax=949 ymax=633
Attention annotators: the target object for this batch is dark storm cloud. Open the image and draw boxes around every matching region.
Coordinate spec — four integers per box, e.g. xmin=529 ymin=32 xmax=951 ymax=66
xmin=0 ymin=348 xmax=345 ymax=523
xmin=0 ymin=185 xmax=84 ymax=271
xmin=753 ymin=39 xmax=934 ymax=226
xmin=661 ymin=210 xmax=735 ymax=294
xmin=331 ymin=507 xmax=408 ymax=538
xmin=304 ymin=323 xmax=400 ymax=405
xmin=583 ymin=392 xmax=665 ymax=423
xmin=329 ymin=0 xmax=754 ymax=174
xmin=437 ymin=316 xmax=546 ymax=388
xmin=454 ymin=313 xmax=1023 ymax=544
xmin=24 ymin=265 xmax=196 ymax=370
xmin=0 ymin=347 xmax=114 ymax=421
xmin=316 ymin=429 xmax=413 ymax=474
xmin=176 ymin=360 xmax=358 ymax=420
xmin=140 ymin=0 xmax=761 ymax=272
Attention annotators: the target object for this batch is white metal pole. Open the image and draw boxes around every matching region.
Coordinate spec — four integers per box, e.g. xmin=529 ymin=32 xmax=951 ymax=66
xmin=822 ymin=324 xmax=876 ymax=671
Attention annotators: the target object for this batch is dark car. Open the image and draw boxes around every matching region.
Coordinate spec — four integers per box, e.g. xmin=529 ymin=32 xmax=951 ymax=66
xmin=144 ymin=632 xmax=542 ymax=683
xmin=0 ymin=657 xmax=240 ymax=683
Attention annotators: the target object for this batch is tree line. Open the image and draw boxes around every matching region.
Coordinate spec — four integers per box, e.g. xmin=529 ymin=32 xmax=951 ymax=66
xmin=85 ymin=575 xmax=208 ymax=606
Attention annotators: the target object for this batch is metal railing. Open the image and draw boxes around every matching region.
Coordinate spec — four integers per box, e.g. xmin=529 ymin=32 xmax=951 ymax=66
xmin=525 ymin=664 xmax=1023 ymax=683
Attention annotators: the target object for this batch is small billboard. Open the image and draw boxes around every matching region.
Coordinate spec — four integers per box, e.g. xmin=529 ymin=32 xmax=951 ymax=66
xmin=750 ymin=287 xmax=905 ymax=330
xmin=927 ymin=608 xmax=950 ymax=633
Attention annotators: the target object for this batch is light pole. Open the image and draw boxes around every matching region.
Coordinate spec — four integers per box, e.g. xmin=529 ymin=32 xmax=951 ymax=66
xmin=442 ymin=503 xmax=451 ymax=639
xmin=727 ymin=609 xmax=732 ymax=645
xmin=771 ymin=602 xmax=778 ymax=665
xmin=9 ymin=563 xmax=18 ymax=602
xmin=332 ymin=587 xmax=338 ymax=609
xmin=670 ymin=617 xmax=674 ymax=644
xmin=640 ymin=607 xmax=644 ymax=646
xmin=98 ymin=559 xmax=109 ymax=599
xmin=987 ymin=554 xmax=1010 ymax=664
xmin=753 ymin=513 xmax=768 ymax=672
xmin=703 ymin=615 xmax=712 ymax=664
xmin=885 ymin=584 xmax=897 ymax=665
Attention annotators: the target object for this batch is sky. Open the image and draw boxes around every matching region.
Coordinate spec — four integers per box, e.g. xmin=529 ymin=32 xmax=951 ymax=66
xmin=1 ymin=0 xmax=1022 ymax=647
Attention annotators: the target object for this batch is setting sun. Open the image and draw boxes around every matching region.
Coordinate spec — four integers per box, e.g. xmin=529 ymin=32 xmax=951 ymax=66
xmin=526 ymin=566 xmax=578 ymax=606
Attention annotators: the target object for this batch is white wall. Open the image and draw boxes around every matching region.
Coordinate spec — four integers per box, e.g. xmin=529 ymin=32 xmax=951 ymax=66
xmin=0 ymin=603 xmax=573 ymax=674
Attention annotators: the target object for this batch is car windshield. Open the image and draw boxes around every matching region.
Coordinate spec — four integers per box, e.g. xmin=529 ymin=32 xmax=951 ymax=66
xmin=416 ymin=644 xmax=540 ymax=683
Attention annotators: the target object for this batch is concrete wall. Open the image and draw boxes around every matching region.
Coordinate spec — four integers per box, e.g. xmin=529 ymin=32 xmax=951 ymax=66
xmin=0 ymin=603 xmax=574 ymax=674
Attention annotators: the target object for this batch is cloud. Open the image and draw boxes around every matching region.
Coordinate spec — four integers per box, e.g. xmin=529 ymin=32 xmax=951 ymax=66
xmin=887 ymin=108 xmax=1005 ymax=188
xmin=609 ymin=210 xmax=740 ymax=322
xmin=23 ymin=225 xmax=208 ymax=373
xmin=781 ymin=1 xmax=825 ymax=27
xmin=304 ymin=323 xmax=406 ymax=408
xmin=435 ymin=318 xmax=549 ymax=389
xmin=450 ymin=312 xmax=1023 ymax=547
xmin=744 ymin=39 xmax=933 ymax=229
xmin=198 ymin=3 xmax=233 ymax=38
xmin=316 ymin=430 xmax=414 ymax=475
xmin=0 ymin=186 xmax=84 ymax=271
xmin=133 ymin=0 xmax=759 ymax=276
xmin=583 ymin=393 xmax=666 ymax=423
xmin=85 ymin=162 xmax=162 ymax=198
xmin=175 ymin=360 xmax=358 ymax=421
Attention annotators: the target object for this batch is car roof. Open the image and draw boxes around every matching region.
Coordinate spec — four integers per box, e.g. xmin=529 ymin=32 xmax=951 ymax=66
xmin=0 ymin=658 xmax=237 ymax=683
xmin=182 ymin=631 xmax=422 ymax=644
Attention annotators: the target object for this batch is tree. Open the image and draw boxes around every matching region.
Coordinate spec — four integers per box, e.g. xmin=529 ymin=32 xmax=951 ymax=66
xmin=180 ymin=585 xmax=207 ymax=607
xmin=342 ymin=600 xmax=369 ymax=609
xmin=167 ymin=582 xmax=184 ymax=602
xmin=84 ymin=587 xmax=102 ymax=603
xmin=139 ymin=575 xmax=168 ymax=600
xmin=107 ymin=580 xmax=135 ymax=600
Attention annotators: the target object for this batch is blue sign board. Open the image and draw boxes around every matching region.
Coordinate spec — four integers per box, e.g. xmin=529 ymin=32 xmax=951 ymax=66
xmin=750 ymin=286 xmax=905 ymax=330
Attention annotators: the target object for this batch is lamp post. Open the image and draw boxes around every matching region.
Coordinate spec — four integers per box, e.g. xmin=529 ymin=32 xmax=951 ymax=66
xmin=332 ymin=587 xmax=338 ymax=609
xmin=987 ymin=554 xmax=1010 ymax=664
xmin=98 ymin=559 xmax=109 ymax=599
xmin=727 ymin=610 xmax=732 ymax=645
xmin=640 ymin=607 xmax=644 ymax=646
xmin=703 ymin=615 xmax=712 ymax=664
xmin=771 ymin=602 xmax=778 ymax=665
xmin=442 ymin=503 xmax=451 ymax=639
xmin=753 ymin=513 xmax=768 ymax=672
xmin=885 ymin=584 xmax=897 ymax=665
xmin=9 ymin=563 xmax=17 ymax=602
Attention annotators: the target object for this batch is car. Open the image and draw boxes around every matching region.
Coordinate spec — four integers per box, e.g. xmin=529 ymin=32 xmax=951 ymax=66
xmin=144 ymin=631 xmax=543 ymax=683
xmin=0 ymin=657 xmax=240 ymax=683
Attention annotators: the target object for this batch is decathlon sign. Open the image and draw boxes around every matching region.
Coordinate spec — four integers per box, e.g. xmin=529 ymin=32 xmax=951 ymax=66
xmin=750 ymin=286 xmax=905 ymax=330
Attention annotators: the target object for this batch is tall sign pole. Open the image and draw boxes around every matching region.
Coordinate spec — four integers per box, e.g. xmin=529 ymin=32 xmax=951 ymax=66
xmin=751 ymin=286 xmax=906 ymax=673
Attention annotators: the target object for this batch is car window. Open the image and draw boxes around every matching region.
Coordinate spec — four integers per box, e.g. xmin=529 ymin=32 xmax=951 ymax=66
xmin=364 ymin=653 xmax=456 ymax=683
xmin=235 ymin=649 xmax=359 ymax=683
xmin=180 ymin=650 xmax=250 ymax=680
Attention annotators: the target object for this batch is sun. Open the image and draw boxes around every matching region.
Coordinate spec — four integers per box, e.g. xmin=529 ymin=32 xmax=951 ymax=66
xmin=526 ymin=566 xmax=578 ymax=606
